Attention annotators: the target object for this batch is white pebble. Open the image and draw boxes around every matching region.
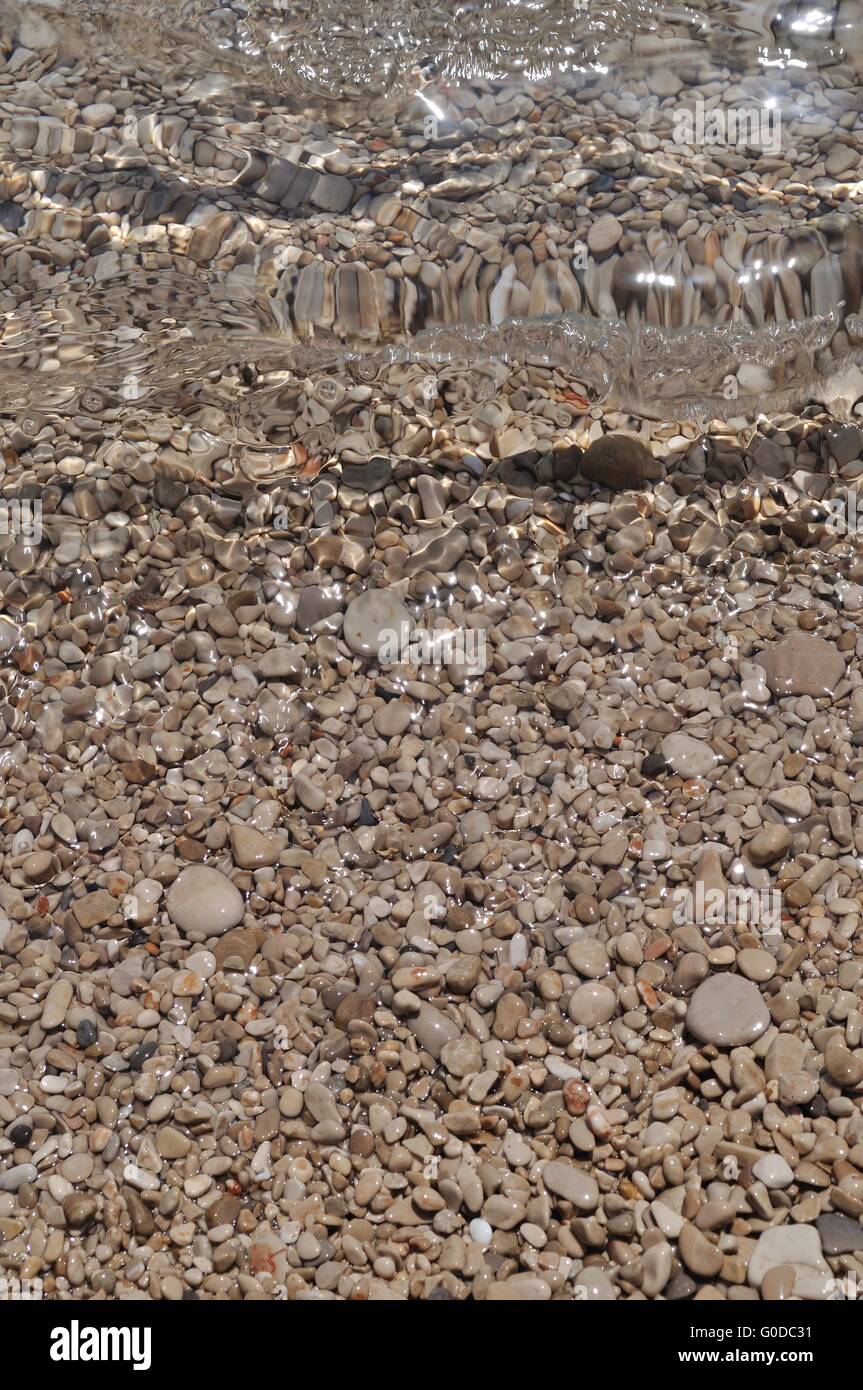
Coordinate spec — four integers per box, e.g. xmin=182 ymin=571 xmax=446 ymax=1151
xmin=469 ymin=1218 xmax=493 ymax=1246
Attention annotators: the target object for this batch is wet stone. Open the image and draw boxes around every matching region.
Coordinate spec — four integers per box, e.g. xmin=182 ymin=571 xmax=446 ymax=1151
xmin=686 ymin=974 xmax=770 ymax=1047
xmin=580 ymin=434 xmax=663 ymax=491
xmin=815 ymin=1213 xmax=863 ymax=1255
xmin=343 ymin=589 xmax=412 ymax=660
xmin=166 ymin=865 xmax=245 ymax=937
xmin=756 ymin=633 xmax=845 ymax=698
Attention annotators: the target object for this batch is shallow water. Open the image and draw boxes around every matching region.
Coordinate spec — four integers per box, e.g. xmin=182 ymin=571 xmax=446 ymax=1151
xmin=1 ymin=4 xmax=863 ymax=1310
xmin=0 ymin=0 xmax=861 ymax=461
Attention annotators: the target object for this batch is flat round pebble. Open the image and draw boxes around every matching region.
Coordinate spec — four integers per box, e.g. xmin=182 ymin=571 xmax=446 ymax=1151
xmin=166 ymin=865 xmax=245 ymax=937
xmin=686 ymin=973 xmax=770 ymax=1047
xmin=343 ymin=589 xmax=412 ymax=660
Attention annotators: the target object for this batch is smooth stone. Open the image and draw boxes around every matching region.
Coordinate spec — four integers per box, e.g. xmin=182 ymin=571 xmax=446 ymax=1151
xmin=166 ymin=865 xmax=245 ymax=938
xmin=752 ymin=1155 xmax=794 ymax=1189
xmin=678 ymin=1222 xmax=723 ymax=1278
xmin=756 ymin=634 xmax=844 ymax=698
xmin=258 ymin=648 xmax=303 ymax=680
xmin=228 ymin=824 xmax=279 ymax=869
xmin=767 ymin=785 xmax=812 ymax=818
xmin=747 ymin=824 xmax=791 ymax=865
xmin=486 ymin=1275 xmax=551 ymax=1300
xmin=343 ymin=589 xmax=412 ymax=660
xmin=440 ymin=1035 xmax=482 ymax=1078
xmin=0 ymin=1164 xmax=37 ymax=1191
xmin=468 ymin=1218 xmax=492 ymax=1246
xmin=586 ymin=213 xmax=623 ymax=255
xmin=736 ymin=949 xmax=776 ymax=983
xmin=765 ymin=1033 xmax=806 ymax=1080
xmin=581 ymin=434 xmax=662 ymax=491
xmin=824 ymin=1042 xmax=863 ymax=1087
xmin=761 ymin=1265 xmax=796 ymax=1300
xmin=41 ymin=979 xmax=73 ymax=1030
xmin=295 ymin=585 xmax=343 ymax=631
xmin=661 ymin=733 xmax=716 ymax=778
xmin=567 ymin=981 xmax=616 ymax=1027
xmin=573 ymin=1269 xmax=616 ymax=1300
xmin=63 ymin=1194 xmax=98 ymax=1230
xmin=686 ymin=974 xmax=770 ymax=1047
xmin=748 ymin=1225 xmax=831 ymax=1299
xmin=641 ymin=1242 xmax=674 ymax=1296
xmin=825 ymin=144 xmax=858 ymax=178
xmin=567 ymin=939 xmax=609 ymax=978
xmin=372 ymin=702 xmax=414 ymax=737
xmin=406 ymin=1003 xmax=460 ymax=1059
xmin=342 ymin=457 xmax=392 ymax=491
xmin=542 ymin=1160 xmax=599 ymax=1211
xmin=778 ymin=1071 xmax=818 ymax=1106
xmin=815 ymin=1212 xmax=863 ymax=1255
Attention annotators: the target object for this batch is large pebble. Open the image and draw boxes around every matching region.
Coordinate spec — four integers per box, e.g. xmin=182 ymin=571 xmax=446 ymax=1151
xmin=686 ymin=974 xmax=769 ymax=1047
xmin=747 ymin=824 xmax=791 ymax=865
xmin=581 ymin=434 xmax=662 ymax=490
xmin=166 ymin=865 xmax=245 ymax=937
xmin=542 ymin=1161 xmax=599 ymax=1211
xmin=406 ymin=1003 xmax=461 ymax=1059
xmin=661 ymin=733 xmax=716 ymax=778
xmin=343 ymin=589 xmax=412 ymax=660
xmin=567 ymin=982 xmax=616 ymax=1027
xmin=756 ymin=633 xmax=844 ymax=698
xmin=815 ymin=1213 xmax=863 ymax=1255
xmin=748 ymin=1225 xmax=831 ymax=1299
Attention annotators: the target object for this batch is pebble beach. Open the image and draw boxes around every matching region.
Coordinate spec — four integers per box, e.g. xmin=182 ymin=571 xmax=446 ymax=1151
xmin=0 ymin=0 xmax=863 ymax=1305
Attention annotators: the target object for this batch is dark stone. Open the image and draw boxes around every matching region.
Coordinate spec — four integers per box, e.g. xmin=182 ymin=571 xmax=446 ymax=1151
xmin=581 ymin=434 xmax=663 ymax=491
xmin=127 ymin=1041 xmax=157 ymax=1071
xmin=218 ymin=1037 xmax=239 ymax=1063
xmin=76 ymin=1019 xmax=98 ymax=1049
xmin=641 ymin=753 xmax=668 ymax=778
xmin=816 ymin=1213 xmax=863 ymax=1255
xmin=0 ymin=202 xmax=25 ymax=231
xmin=341 ymin=457 xmax=392 ymax=492
xmin=551 ymin=443 xmax=582 ymax=483
xmin=333 ymin=991 xmax=375 ymax=1030
xmin=358 ymin=798 xmax=378 ymax=827
xmin=9 ymin=1124 xmax=32 ymax=1147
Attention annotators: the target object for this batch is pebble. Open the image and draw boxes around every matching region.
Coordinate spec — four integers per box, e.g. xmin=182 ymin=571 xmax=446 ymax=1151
xmin=748 ymin=1226 xmax=831 ymax=1299
xmin=747 ymin=824 xmax=791 ymax=865
xmin=567 ymin=982 xmax=617 ymax=1027
xmin=815 ymin=1213 xmax=863 ymax=1255
xmin=40 ymin=979 xmax=73 ymax=1030
xmin=661 ymin=733 xmax=716 ymax=778
xmin=542 ymin=1161 xmax=599 ymax=1211
xmin=580 ymin=435 xmax=662 ymax=491
xmin=686 ymin=974 xmax=770 ymax=1047
xmin=166 ymin=865 xmax=245 ymax=937
xmin=678 ymin=1222 xmax=724 ymax=1278
xmin=752 ymin=1155 xmax=794 ymax=1189
xmin=756 ymin=633 xmax=845 ymax=697
xmin=343 ymin=590 xmax=412 ymax=659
